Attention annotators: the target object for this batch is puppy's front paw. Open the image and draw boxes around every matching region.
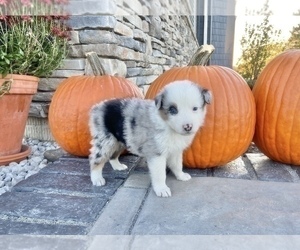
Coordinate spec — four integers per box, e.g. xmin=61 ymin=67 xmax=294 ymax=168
xmin=91 ymin=173 xmax=106 ymax=186
xmin=176 ymin=172 xmax=191 ymax=181
xmin=153 ymin=185 xmax=172 ymax=198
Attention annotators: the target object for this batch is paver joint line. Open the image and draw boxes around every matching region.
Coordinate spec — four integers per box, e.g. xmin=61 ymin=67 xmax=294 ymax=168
xmin=0 ymin=214 xmax=90 ymax=227
xmin=241 ymin=155 xmax=258 ymax=180
xmin=127 ymin=186 xmax=151 ymax=235
xmin=283 ymin=165 xmax=300 ymax=183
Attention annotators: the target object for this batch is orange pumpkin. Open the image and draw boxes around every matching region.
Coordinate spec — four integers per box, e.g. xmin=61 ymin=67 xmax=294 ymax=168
xmin=145 ymin=45 xmax=256 ymax=168
xmin=49 ymin=52 xmax=143 ymax=156
xmin=252 ymin=49 xmax=300 ymax=165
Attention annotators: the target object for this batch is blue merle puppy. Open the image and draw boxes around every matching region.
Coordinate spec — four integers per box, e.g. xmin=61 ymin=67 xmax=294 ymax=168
xmin=89 ymin=80 xmax=211 ymax=197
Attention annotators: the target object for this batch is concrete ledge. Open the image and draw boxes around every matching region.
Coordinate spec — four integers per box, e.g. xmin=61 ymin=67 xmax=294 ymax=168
xmin=89 ymin=187 xmax=148 ymax=235
xmin=1 ymin=235 xmax=300 ymax=249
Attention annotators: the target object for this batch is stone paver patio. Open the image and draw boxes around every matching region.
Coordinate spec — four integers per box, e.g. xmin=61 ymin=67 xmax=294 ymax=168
xmin=0 ymin=149 xmax=300 ymax=248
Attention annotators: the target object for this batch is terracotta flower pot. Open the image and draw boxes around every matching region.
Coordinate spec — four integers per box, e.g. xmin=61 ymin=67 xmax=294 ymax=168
xmin=0 ymin=74 xmax=39 ymax=165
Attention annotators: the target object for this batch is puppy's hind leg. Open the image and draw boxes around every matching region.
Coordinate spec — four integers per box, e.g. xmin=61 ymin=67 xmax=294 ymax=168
xmin=89 ymin=150 xmax=107 ymax=186
xmin=167 ymin=152 xmax=191 ymax=181
xmin=109 ymin=144 xmax=128 ymax=171
xmin=89 ymin=134 xmax=118 ymax=186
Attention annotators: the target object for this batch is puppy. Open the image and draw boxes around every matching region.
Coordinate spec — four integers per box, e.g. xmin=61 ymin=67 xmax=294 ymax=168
xmin=89 ymin=80 xmax=211 ymax=197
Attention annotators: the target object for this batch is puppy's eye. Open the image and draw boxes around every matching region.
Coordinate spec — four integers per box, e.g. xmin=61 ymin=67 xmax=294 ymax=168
xmin=168 ymin=105 xmax=178 ymax=115
xmin=193 ymin=107 xmax=198 ymax=111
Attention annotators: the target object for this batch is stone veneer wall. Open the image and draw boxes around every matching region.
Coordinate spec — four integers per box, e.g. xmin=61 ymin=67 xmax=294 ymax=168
xmin=25 ymin=0 xmax=199 ymax=140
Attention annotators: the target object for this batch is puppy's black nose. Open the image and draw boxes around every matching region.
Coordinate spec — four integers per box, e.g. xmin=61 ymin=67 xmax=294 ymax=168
xmin=183 ymin=124 xmax=193 ymax=132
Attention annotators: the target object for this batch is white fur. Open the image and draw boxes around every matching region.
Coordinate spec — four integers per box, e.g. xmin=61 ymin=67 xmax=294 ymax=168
xmin=89 ymin=80 xmax=211 ymax=197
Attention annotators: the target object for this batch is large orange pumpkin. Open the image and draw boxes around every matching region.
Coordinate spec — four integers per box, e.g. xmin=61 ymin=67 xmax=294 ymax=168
xmin=145 ymin=45 xmax=256 ymax=168
xmin=252 ymin=49 xmax=300 ymax=165
xmin=49 ymin=52 xmax=143 ymax=156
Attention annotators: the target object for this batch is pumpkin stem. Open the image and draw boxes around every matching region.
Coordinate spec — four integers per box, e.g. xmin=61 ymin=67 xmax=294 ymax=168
xmin=86 ymin=52 xmax=106 ymax=76
xmin=188 ymin=44 xmax=215 ymax=66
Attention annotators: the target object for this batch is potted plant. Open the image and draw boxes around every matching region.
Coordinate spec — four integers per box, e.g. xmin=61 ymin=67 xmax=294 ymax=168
xmin=0 ymin=0 xmax=70 ymax=165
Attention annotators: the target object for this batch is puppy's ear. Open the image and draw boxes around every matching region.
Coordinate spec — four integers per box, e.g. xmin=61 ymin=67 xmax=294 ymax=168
xmin=201 ymin=89 xmax=212 ymax=105
xmin=154 ymin=92 xmax=164 ymax=109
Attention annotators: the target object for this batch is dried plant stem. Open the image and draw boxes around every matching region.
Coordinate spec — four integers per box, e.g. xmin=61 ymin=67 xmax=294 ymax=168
xmin=188 ymin=44 xmax=215 ymax=66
